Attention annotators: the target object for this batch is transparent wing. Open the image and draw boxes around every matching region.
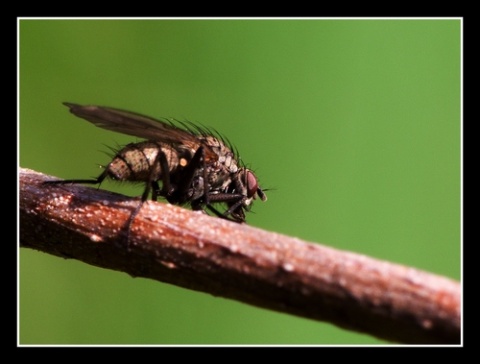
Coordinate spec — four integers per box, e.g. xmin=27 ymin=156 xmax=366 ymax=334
xmin=63 ymin=102 xmax=217 ymax=160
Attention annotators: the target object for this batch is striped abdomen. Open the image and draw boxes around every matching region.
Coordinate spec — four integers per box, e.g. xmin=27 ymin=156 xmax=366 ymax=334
xmin=106 ymin=141 xmax=186 ymax=182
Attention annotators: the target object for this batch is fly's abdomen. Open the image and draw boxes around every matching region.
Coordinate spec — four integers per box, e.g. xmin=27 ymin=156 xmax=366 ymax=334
xmin=106 ymin=141 xmax=179 ymax=182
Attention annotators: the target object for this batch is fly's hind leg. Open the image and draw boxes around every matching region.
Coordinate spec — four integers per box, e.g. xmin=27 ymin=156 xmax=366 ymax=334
xmin=127 ymin=147 xmax=174 ymax=238
xmin=43 ymin=168 xmax=109 ymax=188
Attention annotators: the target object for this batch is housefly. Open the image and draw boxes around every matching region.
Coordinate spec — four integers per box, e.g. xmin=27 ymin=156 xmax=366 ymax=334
xmin=45 ymin=103 xmax=267 ymax=224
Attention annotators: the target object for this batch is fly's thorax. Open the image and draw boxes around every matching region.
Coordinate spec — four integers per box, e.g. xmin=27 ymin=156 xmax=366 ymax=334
xmin=203 ymin=159 xmax=239 ymax=193
xmin=106 ymin=141 xmax=184 ymax=182
xmin=199 ymin=135 xmax=239 ymax=191
xmin=200 ymin=136 xmax=238 ymax=173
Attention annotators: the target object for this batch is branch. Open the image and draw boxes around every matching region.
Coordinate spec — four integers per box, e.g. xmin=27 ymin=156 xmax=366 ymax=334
xmin=19 ymin=167 xmax=461 ymax=344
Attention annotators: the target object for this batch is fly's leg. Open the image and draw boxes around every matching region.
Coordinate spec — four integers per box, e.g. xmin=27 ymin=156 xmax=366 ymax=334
xmin=156 ymin=148 xmax=175 ymax=198
xmin=206 ymin=192 xmax=247 ymax=223
xmin=151 ymin=181 xmax=161 ymax=201
xmin=173 ymin=146 xmax=205 ymax=203
xmin=205 ymin=204 xmax=245 ymax=223
xmin=191 ymin=191 xmax=246 ymax=223
xmin=42 ymin=168 xmax=109 ymax=187
xmin=127 ymin=147 xmax=174 ymax=236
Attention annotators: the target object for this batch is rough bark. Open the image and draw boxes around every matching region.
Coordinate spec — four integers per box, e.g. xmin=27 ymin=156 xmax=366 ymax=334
xmin=19 ymin=167 xmax=461 ymax=344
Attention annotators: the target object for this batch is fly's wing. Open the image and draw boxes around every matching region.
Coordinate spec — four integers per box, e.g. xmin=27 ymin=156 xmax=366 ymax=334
xmin=63 ymin=103 xmax=218 ymax=161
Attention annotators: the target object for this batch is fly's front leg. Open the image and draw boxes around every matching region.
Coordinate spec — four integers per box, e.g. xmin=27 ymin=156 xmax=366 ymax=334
xmin=207 ymin=192 xmax=247 ymax=223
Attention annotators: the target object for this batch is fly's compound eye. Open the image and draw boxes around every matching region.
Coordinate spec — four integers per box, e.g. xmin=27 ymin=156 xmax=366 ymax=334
xmin=245 ymin=170 xmax=259 ymax=198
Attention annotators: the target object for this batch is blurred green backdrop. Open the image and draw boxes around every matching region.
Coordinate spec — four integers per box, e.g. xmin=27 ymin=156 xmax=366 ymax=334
xmin=19 ymin=18 xmax=461 ymax=345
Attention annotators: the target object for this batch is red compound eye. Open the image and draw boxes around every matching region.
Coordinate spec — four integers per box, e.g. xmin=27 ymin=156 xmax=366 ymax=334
xmin=246 ymin=170 xmax=258 ymax=197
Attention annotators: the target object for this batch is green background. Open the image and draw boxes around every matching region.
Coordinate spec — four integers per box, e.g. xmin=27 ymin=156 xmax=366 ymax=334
xmin=19 ymin=19 xmax=461 ymax=345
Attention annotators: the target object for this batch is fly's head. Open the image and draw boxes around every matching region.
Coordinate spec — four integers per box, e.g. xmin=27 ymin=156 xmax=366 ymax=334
xmin=228 ymin=168 xmax=267 ymax=221
xmin=240 ymin=168 xmax=267 ymax=204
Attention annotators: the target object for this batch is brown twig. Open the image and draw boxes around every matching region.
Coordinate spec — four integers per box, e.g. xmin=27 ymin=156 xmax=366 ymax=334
xmin=19 ymin=167 xmax=461 ymax=344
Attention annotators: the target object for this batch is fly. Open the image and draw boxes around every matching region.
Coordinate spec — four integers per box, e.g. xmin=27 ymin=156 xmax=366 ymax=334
xmin=44 ymin=103 xmax=267 ymax=225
